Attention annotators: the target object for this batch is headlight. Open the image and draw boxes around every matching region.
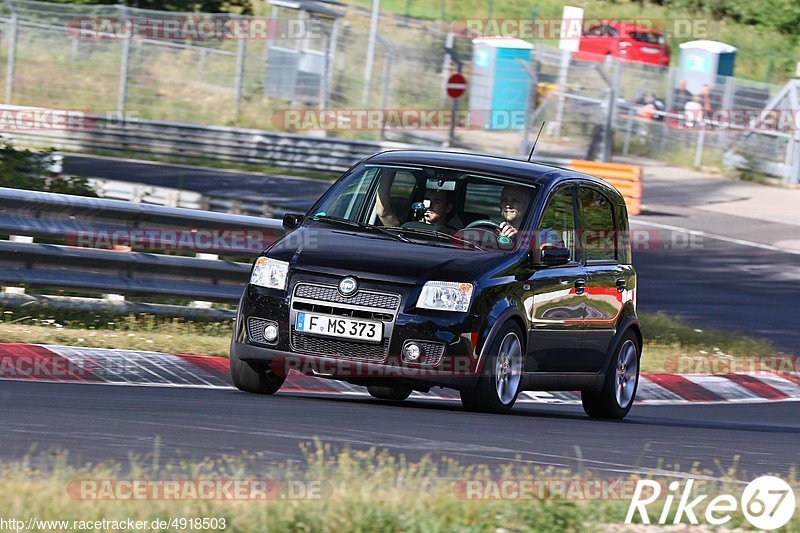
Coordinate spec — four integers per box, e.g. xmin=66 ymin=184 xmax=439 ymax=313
xmin=416 ymin=281 xmax=474 ymax=312
xmin=250 ymin=257 xmax=289 ymax=290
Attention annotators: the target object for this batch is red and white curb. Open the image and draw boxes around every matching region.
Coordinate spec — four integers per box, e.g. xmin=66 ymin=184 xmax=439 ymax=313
xmin=1 ymin=343 xmax=799 ymax=405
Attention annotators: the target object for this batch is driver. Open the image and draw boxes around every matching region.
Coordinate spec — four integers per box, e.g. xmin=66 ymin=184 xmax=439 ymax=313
xmin=498 ymin=185 xmax=532 ymax=240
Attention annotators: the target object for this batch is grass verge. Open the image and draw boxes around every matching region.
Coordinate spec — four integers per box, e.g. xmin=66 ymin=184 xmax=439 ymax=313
xmin=0 ymin=312 xmax=233 ymax=357
xmin=2 ymin=444 xmax=796 ymax=532
xmin=0 ymin=309 xmax=782 ymax=372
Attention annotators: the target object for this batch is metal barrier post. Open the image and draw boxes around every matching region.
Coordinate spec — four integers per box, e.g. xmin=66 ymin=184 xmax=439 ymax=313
xmin=362 ymin=0 xmax=381 ymax=106
xmin=551 ymin=49 xmax=570 ymax=138
xmin=3 ymin=235 xmax=29 ymax=295
xmin=622 ymin=108 xmax=634 ymax=157
xmin=4 ymin=14 xmax=18 ymax=104
xmin=376 ymin=35 xmax=393 ymax=138
xmin=116 ymin=8 xmax=131 ymax=116
xmin=790 ymin=131 xmax=800 ymax=185
xmin=233 ymin=21 xmax=246 ymax=121
xmin=440 ymin=31 xmax=454 ymax=105
xmin=516 ymin=49 xmax=539 ymax=156
xmin=694 ymin=120 xmax=706 ymax=168
xmin=443 ymin=43 xmax=463 ymax=148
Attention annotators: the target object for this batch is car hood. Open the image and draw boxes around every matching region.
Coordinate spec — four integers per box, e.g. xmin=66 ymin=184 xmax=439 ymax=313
xmin=266 ymin=223 xmax=512 ymax=284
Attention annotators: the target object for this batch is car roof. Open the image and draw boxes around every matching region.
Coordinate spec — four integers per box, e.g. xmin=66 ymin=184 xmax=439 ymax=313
xmin=364 ymin=149 xmax=617 ymax=194
xmin=365 ymin=150 xmax=563 ymax=184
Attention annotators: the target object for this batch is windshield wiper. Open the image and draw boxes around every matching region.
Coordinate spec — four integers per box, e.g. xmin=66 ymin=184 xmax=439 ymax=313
xmin=385 ymin=226 xmax=483 ymax=251
xmin=311 ymin=215 xmax=413 ymax=243
xmin=310 ymin=214 xmax=361 ymax=227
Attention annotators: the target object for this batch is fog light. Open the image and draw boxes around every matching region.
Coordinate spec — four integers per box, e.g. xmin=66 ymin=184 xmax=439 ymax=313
xmin=263 ymin=324 xmax=278 ymax=342
xmin=403 ymin=342 xmax=423 ymax=362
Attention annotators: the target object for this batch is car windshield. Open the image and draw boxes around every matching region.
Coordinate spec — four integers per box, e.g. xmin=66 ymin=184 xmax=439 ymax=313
xmin=310 ymin=164 xmax=539 ymax=250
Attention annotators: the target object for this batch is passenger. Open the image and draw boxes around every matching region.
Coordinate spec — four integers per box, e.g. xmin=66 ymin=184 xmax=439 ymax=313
xmin=402 ymin=189 xmax=462 ymax=234
xmin=375 ymin=169 xmax=401 ymax=227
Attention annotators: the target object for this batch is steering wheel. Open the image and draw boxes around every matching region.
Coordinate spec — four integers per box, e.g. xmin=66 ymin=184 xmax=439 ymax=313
xmin=465 ymin=219 xmax=502 ymax=233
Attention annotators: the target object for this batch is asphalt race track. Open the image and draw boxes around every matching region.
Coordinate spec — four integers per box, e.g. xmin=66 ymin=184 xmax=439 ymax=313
xmin=632 ymin=226 xmax=800 ymax=352
xmin=1 ymin=380 xmax=797 ymax=478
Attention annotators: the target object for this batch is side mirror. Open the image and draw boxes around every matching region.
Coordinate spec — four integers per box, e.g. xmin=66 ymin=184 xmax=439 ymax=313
xmin=282 ymin=213 xmax=303 ymax=231
xmin=540 ymin=245 xmax=571 ymax=266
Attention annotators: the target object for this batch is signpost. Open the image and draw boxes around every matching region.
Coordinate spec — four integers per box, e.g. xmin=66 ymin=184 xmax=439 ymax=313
xmin=445 ymin=72 xmax=466 ymax=146
xmin=443 ymin=41 xmax=465 ymax=147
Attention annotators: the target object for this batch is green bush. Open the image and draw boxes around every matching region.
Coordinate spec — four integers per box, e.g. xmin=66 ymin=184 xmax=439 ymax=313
xmin=0 ymin=137 xmax=97 ymax=197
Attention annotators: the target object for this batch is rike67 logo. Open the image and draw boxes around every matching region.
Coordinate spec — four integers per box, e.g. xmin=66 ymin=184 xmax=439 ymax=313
xmin=626 ymin=476 xmax=796 ymax=530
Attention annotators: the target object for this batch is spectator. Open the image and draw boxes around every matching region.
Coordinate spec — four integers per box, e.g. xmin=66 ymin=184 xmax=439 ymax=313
xmin=684 ymin=95 xmax=703 ymax=128
xmin=700 ymin=84 xmax=713 ymax=121
xmin=673 ymin=79 xmax=693 ymax=112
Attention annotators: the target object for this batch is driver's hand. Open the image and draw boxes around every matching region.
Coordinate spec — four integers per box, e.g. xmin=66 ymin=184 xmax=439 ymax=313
xmin=499 ymin=222 xmax=517 ymax=239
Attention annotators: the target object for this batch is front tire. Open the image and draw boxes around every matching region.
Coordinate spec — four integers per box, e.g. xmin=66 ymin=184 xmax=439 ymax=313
xmin=367 ymin=386 xmax=412 ymax=401
xmin=230 ymin=343 xmax=286 ymax=395
xmin=581 ymin=331 xmax=640 ymax=419
xmin=460 ymin=322 xmax=524 ymax=413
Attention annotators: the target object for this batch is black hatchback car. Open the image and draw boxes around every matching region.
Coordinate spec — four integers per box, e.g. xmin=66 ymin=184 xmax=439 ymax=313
xmin=230 ymin=151 xmax=641 ymax=418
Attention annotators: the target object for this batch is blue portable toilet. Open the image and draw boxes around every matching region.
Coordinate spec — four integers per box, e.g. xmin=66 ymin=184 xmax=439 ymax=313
xmin=468 ymin=38 xmax=533 ymax=130
xmin=678 ymin=40 xmax=737 ymax=93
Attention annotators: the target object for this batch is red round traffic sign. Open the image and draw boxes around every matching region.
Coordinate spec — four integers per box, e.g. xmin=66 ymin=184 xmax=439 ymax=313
xmin=446 ymin=73 xmax=467 ymax=99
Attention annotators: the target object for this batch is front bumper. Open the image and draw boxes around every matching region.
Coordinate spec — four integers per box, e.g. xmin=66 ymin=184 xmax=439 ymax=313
xmin=233 ymin=278 xmax=486 ymax=389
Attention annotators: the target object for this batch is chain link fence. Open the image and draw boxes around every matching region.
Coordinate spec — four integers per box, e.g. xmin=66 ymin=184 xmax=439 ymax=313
xmin=0 ymin=0 xmax=796 ymax=183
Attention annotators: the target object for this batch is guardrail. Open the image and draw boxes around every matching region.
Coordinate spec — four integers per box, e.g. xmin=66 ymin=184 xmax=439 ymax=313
xmin=0 ymin=187 xmax=286 ymax=314
xmin=2 ymin=105 xmax=413 ymax=173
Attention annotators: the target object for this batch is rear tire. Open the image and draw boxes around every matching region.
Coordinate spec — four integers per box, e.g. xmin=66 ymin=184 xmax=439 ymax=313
xmin=230 ymin=344 xmax=285 ymax=395
xmin=367 ymin=386 xmax=412 ymax=401
xmin=581 ymin=331 xmax=640 ymax=419
xmin=460 ymin=322 xmax=524 ymax=414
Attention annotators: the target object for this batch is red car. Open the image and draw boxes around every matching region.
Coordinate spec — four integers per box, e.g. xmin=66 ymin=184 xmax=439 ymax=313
xmin=576 ymin=21 xmax=669 ymax=67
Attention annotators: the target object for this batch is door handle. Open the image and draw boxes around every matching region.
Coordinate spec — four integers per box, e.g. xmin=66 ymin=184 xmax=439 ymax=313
xmin=616 ymin=278 xmax=626 ymax=292
xmin=574 ymin=279 xmax=586 ymax=295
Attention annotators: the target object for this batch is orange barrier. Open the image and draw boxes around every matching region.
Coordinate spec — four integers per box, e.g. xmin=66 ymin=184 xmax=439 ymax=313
xmin=570 ymin=160 xmax=643 ymax=216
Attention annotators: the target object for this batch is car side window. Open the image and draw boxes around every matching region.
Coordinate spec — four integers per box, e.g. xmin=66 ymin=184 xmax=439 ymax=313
xmin=536 ymin=186 xmax=576 ymax=259
xmin=387 ymin=171 xmax=418 ymax=223
xmin=602 ymin=25 xmax=619 ymax=37
xmin=585 ymin=25 xmax=604 ymax=36
xmin=579 ymin=187 xmax=616 ymax=261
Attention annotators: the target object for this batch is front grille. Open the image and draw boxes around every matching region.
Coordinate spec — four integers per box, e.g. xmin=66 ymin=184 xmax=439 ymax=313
xmin=291 ymin=329 xmax=390 ymax=362
xmin=247 ymin=317 xmax=278 ymax=345
xmin=404 ymin=340 xmax=446 ymax=367
xmin=294 ymin=283 xmax=401 ymax=310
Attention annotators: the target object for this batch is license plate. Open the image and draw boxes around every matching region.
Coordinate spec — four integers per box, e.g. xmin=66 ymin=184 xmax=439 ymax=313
xmin=641 ymin=47 xmax=660 ymax=54
xmin=295 ymin=312 xmax=383 ymax=343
